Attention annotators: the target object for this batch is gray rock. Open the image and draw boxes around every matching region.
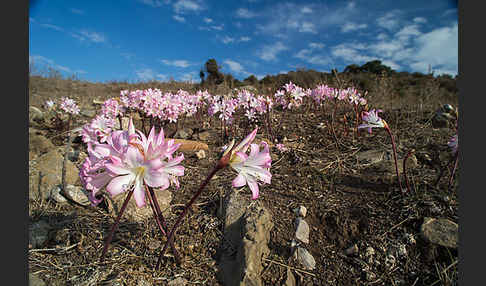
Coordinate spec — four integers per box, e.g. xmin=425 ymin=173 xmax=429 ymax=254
xmin=420 ymin=217 xmax=458 ymax=249
xmin=295 ymin=217 xmax=310 ymax=244
xmin=295 ymin=247 xmax=316 ymax=270
xmin=29 ymin=220 xmax=52 ymax=249
xmin=65 ymin=185 xmax=91 ymax=206
xmin=175 ymin=128 xmax=193 ymax=140
xmin=29 ymin=134 xmax=54 ymax=155
xmin=293 ymin=206 xmax=307 ymax=218
xmin=49 ymin=185 xmax=68 ymax=203
xmin=218 ymin=189 xmax=274 ymax=286
xmin=29 ymin=273 xmax=46 ymax=286
xmin=106 ymin=188 xmax=172 ymax=222
xmin=197 ymin=131 xmax=211 ymax=141
xmin=31 ymin=149 xmax=80 ymax=201
xmin=29 ymin=106 xmax=44 ymax=125
xmin=356 ymin=150 xmax=386 ymax=166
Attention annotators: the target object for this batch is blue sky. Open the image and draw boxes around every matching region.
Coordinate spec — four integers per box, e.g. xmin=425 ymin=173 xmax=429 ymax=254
xmin=29 ymin=0 xmax=458 ymax=83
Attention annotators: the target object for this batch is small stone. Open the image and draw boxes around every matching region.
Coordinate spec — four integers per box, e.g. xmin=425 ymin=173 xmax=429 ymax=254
xmin=147 ymin=240 xmax=161 ymax=250
xmin=344 ymin=244 xmax=359 ymax=256
xmin=29 ymin=273 xmax=46 ymax=286
xmin=295 ymin=217 xmax=310 ymax=244
xmin=167 ymin=277 xmax=187 ymax=286
xmin=137 ymin=279 xmax=151 ymax=286
xmin=196 ymin=149 xmax=206 ymax=159
xmin=365 ymin=246 xmax=375 ymax=257
xmin=175 ymin=128 xmax=193 ymax=140
xmin=296 ymin=247 xmax=316 ymax=270
xmin=49 ymin=185 xmax=68 ymax=203
xmin=198 ymin=131 xmax=211 ymax=141
xmin=29 ymin=220 xmax=52 ymax=249
xmin=65 ymin=185 xmax=90 ymax=206
xmin=365 ymin=272 xmax=376 ymax=282
xmin=403 ymin=233 xmax=416 ymax=245
xmin=420 ymin=217 xmax=458 ymax=249
xmin=396 ymin=243 xmax=407 ymax=258
xmin=293 ymin=206 xmax=307 ymax=218
xmin=385 ymin=253 xmax=396 ymax=269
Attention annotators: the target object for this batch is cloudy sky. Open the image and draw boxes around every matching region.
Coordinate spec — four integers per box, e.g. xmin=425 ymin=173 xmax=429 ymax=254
xmin=29 ymin=0 xmax=458 ymax=83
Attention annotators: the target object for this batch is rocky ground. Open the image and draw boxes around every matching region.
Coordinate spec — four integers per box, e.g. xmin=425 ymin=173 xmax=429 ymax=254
xmin=28 ymin=84 xmax=459 ymax=286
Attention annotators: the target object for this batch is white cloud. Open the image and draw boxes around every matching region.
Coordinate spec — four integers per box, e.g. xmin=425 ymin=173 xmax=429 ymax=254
xmin=341 ymin=22 xmax=367 ymax=33
xmin=29 ymin=55 xmax=78 ymax=75
xmin=138 ymin=0 xmax=165 ymax=7
xmin=70 ymin=8 xmax=84 ymax=15
xmin=173 ymin=15 xmax=186 ymax=22
xmin=236 ymin=8 xmax=257 ymax=19
xmin=257 ymin=42 xmax=288 ymax=61
xmin=256 ymin=2 xmax=358 ymax=36
xmin=120 ymin=53 xmax=135 ymax=60
xmin=409 ymin=22 xmax=458 ymax=75
xmin=173 ymin=0 xmax=204 ymax=14
xmin=224 ymin=60 xmax=249 ymax=75
xmin=136 ymin=68 xmax=155 ymax=81
xmin=78 ymin=30 xmax=106 ymax=43
xmin=309 ymin=42 xmax=325 ymax=49
xmin=376 ymin=10 xmax=402 ymax=30
xmin=39 ymin=23 xmax=64 ymax=31
xmin=294 ymin=49 xmax=331 ymax=66
xmin=299 ymin=22 xmax=317 ymax=34
xmin=221 ymin=36 xmax=235 ymax=44
xmin=180 ymin=71 xmax=198 ymax=82
xmin=413 ymin=17 xmax=427 ymax=24
xmin=161 ymin=59 xmax=191 ymax=68
xmin=300 ymin=6 xmax=313 ymax=14
xmin=203 ymin=17 xmax=213 ymax=23
xmin=239 ymin=36 xmax=251 ymax=42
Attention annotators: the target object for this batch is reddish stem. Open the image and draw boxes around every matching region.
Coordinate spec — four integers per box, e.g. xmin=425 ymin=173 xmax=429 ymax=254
xmin=100 ymin=189 xmax=134 ymax=262
xmin=146 ymin=186 xmax=180 ymax=263
xmin=448 ymin=151 xmax=459 ymax=191
xmin=385 ymin=126 xmax=403 ymax=192
xmin=155 ymin=164 xmax=224 ymax=270
xmin=403 ymin=149 xmax=415 ymax=193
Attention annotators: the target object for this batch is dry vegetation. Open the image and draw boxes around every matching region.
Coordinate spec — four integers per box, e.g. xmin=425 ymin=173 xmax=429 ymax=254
xmin=28 ymin=68 xmax=459 ymax=285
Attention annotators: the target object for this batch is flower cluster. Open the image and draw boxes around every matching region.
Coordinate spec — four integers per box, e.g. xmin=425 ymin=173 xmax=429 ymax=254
xmin=59 ymin=97 xmax=80 ymax=115
xmin=79 ymin=119 xmax=185 ymax=207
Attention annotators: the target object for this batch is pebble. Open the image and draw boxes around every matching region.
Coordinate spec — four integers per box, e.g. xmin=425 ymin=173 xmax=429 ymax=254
xmin=294 ymin=217 xmax=310 ymax=244
xmin=293 ymin=206 xmax=307 ymax=218
xmin=344 ymin=244 xmax=359 ymax=256
xmin=196 ymin=149 xmax=206 ymax=159
xmin=296 ymin=247 xmax=316 ymax=270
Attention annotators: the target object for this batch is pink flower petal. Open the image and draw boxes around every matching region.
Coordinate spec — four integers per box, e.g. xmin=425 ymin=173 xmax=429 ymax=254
xmin=106 ymin=174 xmax=133 ymax=197
xmin=232 ymin=173 xmax=247 ymax=188
xmin=132 ymin=179 xmax=146 ymax=208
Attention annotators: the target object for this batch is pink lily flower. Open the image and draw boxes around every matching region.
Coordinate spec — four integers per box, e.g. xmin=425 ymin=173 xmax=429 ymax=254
xmin=358 ymin=109 xmax=387 ymax=134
